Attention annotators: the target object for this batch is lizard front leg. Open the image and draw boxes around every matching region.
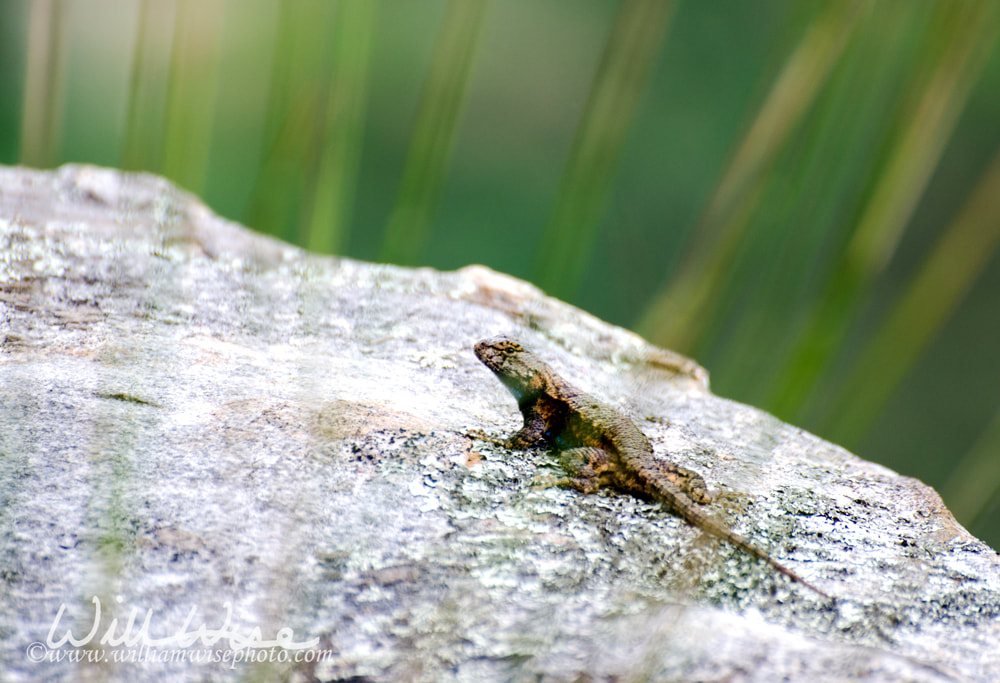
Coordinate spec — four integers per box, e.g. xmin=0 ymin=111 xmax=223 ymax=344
xmin=469 ymin=403 xmax=547 ymax=449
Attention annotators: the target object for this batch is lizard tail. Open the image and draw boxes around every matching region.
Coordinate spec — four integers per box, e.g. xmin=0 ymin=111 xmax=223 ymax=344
xmin=759 ymin=552 xmax=831 ymax=600
xmin=676 ymin=498 xmax=832 ymax=600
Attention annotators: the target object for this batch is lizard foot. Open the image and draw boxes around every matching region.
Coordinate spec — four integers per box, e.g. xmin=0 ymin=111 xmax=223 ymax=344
xmin=466 ymin=429 xmax=509 ymax=447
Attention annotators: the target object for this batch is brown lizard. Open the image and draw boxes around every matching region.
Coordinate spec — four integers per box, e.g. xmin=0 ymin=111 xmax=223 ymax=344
xmin=472 ymin=335 xmax=830 ymax=600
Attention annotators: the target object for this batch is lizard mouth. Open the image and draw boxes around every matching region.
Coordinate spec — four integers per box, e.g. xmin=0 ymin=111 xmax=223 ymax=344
xmin=474 ymin=340 xmax=499 ymax=369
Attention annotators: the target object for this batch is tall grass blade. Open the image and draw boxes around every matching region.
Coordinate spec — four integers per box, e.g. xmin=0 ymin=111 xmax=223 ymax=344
xmin=636 ymin=1 xmax=863 ymax=351
xmin=122 ymin=0 xmax=177 ymax=172
xmin=696 ymin=9 xmax=918 ymax=400
xmin=19 ymin=0 xmax=67 ymax=167
xmin=245 ymin=0 xmax=337 ymax=241
xmin=942 ymin=408 xmax=1000 ymax=530
xmin=770 ymin=2 xmax=999 ymax=428
xmin=162 ymin=0 xmax=225 ymax=194
xmin=532 ymin=0 xmax=675 ymax=300
xmin=302 ymin=0 xmax=375 ymax=255
xmin=380 ymin=0 xmax=488 ymax=265
xmin=822 ymin=144 xmax=1000 ymax=444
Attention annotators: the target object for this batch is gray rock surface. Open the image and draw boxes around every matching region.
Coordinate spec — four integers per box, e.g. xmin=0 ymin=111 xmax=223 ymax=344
xmin=1 ymin=163 xmax=998 ymax=682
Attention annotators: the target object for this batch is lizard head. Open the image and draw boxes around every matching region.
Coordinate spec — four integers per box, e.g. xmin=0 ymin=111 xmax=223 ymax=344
xmin=474 ymin=335 xmax=527 ymax=373
xmin=474 ymin=335 xmax=546 ymax=402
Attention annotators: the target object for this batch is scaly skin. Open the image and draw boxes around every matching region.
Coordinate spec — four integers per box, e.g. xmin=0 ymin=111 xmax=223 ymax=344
xmin=473 ymin=335 xmax=830 ymax=600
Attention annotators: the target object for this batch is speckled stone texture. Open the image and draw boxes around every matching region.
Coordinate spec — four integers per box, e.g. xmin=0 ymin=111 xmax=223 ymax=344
xmin=2 ymin=164 xmax=998 ymax=682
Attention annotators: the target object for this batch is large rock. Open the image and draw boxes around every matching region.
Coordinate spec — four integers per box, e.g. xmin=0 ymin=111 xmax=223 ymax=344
xmin=1 ymin=164 xmax=998 ymax=682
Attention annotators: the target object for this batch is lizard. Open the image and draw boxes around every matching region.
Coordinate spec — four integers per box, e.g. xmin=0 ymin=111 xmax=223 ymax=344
xmin=470 ymin=335 xmax=831 ymax=600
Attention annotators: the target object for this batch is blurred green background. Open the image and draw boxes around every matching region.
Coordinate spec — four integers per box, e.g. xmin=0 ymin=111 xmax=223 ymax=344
xmin=2 ymin=0 xmax=999 ymax=547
